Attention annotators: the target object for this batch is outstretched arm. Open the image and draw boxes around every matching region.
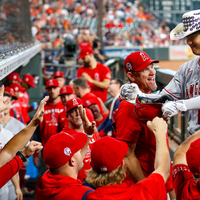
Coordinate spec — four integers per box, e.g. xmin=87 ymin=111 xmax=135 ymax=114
xmin=124 ymin=142 xmax=146 ymax=182
xmin=147 ymin=117 xmax=170 ymax=182
xmin=0 ymin=96 xmax=48 ymax=167
xmin=173 ymin=130 xmax=200 ymax=166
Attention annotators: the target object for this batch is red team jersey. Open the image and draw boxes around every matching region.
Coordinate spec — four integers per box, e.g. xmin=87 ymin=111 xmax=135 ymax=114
xmin=115 ymin=101 xmax=173 ymax=191
xmin=35 ymin=170 xmax=92 ymax=200
xmin=86 ymin=173 xmax=167 ymax=200
xmin=77 ymin=63 xmax=111 ymax=102
xmin=10 ymin=99 xmax=24 ymax=123
xmin=61 ymin=126 xmax=100 ymax=182
xmin=39 ymin=101 xmax=66 ymax=146
xmin=18 ymin=91 xmax=30 ymax=124
xmin=172 ymin=164 xmax=200 ymax=200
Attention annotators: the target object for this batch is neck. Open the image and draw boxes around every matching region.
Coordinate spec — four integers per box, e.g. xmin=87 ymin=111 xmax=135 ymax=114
xmin=68 ymin=123 xmax=83 ymax=132
xmin=81 ymin=88 xmax=91 ymax=98
xmin=89 ymin=59 xmax=97 ymax=69
xmin=95 ymin=114 xmax=103 ymax=122
xmin=50 ymin=96 xmax=61 ymax=104
xmin=2 ymin=114 xmax=10 ymax=125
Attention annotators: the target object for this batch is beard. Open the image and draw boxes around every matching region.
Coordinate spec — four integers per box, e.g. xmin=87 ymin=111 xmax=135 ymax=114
xmin=84 ymin=61 xmax=90 ymax=67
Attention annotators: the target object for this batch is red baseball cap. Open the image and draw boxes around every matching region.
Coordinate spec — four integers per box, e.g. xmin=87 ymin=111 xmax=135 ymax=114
xmin=54 ymin=71 xmax=64 ymax=78
xmin=43 ymin=131 xmax=87 ymax=169
xmin=77 ymin=47 xmax=93 ymax=60
xmin=60 ymin=86 xmax=74 ymax=96
xmin=186 ymin=138 xmax=200 ymax=176
xmin=22 ymin=74 xmax=36 ymax=88
xmin=65 ymin=98 xmax=83 ymax=113
xmin=9 ymin=83 xmax=25 ymax=92
xmin=124 ymin=51 xmax=159 ymax=73
xmin=4 ymin=87 xmax=17 ymax=99
xmin=46 ymin=79 xmax=59 ymax=89
xmin=85 ymin=98 xmax=99 ymax=107
xmin=90 ymin=136 xmax=128 ymax=172
xmin=134 ymin=97 xmax=162 ymax=122
xmin=7 ymin=72 xmax=22 ymax=82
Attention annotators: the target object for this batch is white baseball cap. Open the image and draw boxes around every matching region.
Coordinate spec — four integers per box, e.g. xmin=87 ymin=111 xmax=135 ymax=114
xmin=170 ymin=9 xmax=200 ymax=40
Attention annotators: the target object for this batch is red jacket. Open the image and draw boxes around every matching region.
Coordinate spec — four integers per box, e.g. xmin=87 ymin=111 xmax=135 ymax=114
xmin=39 ymin=100 xmax=66 ymax=146
xmin=86 ymin=173 xmax=167 ymax=200
xmin=0 ymin=155 xmax=24 ymax=188
xmin=35 ymin=170 xmax=93 ymax=200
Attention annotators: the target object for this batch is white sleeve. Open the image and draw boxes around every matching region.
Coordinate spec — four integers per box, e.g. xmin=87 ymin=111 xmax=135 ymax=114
xmin=178 ymin=96 xmax=200 ymax=110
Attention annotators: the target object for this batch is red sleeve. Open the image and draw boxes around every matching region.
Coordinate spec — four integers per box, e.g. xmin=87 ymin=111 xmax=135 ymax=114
xmin=77 ymin=67 xmax=83 ymax=78
xmin=0 ymin=155 xmax=24 ymax=187
xmin=134 ymin=173 xmax=167 ymax=200
xmin=173 ymin=164 xmax=200 ymax=200
xmin=101 ymin=65 xmax=111 ymax=80
xmin=115 ymin=101 xmax=142 ymax=143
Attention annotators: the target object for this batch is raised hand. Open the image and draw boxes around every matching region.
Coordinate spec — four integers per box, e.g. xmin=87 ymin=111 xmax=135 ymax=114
xmin=78 ymin=105 xmax=97 ymax=136
xmin=30 ymin=96 xmax=49 ymax=126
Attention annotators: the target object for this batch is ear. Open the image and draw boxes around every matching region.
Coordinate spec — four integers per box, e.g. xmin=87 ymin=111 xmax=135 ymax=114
xmin=127 ymin=72 xmax=135 ymax=82
xmin=68 ymin=157 xmax=75 ymax=167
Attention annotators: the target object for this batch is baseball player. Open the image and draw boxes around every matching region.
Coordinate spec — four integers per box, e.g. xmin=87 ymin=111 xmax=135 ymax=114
xmin=161 ymin=9 xmax=200 ymax=134
xmin=76 ymin=47 xmax=111 ymax=103
xmin=85 ymin=117 xmax=170 ymax=200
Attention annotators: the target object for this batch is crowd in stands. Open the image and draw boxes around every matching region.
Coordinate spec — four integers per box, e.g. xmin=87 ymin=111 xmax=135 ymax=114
xmin=30 ymin=0 xmax=185 ymax=51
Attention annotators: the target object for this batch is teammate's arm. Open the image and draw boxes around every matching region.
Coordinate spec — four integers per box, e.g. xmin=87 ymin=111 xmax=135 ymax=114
xmin=81 ymin=72 xmax=110 ymax=89
xmin=147 ymin=117 xmax=170 ymax=182
xmin=124 ymin=142 xmax=146 ymax=182
xmin=173 ymin=130 xmax=200 ymax=166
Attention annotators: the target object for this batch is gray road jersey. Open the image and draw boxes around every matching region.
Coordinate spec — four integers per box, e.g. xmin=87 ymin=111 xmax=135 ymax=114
xmin=161 ymin=56 xmax=200 ymax=134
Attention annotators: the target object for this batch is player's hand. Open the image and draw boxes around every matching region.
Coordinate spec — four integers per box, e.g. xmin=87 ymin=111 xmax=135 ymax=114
xmin=120 ymin=83 xmax=141 ymax=103
xmin=15 ymin=187 xmax=23 ymax=200
xmin=30 ymin=96 xmax=49 ymax=126
xmin=22 ymin=141 xmax=43 ymax=158
xmin=81 ymin=73 xmax=93 ymax=83
xmin=162 ymin=101 xmax=187 ymax=119
xmin=147 ymin=117 xmax=168 ymax=138
xmin=78 ymin=105 xmax=97 ymax=136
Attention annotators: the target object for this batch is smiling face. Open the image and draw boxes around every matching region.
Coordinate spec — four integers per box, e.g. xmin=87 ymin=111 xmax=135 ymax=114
xmin=127 ymin=64 xmax=157 ymax=94
xmin=186 ymin=31 xmax=200 ymax=55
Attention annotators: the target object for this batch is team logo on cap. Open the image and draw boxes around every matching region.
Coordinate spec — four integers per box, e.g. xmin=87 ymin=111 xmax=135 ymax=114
xmin=101 ymin=167 xmax=108 ymax=172
xmin=73 ymin=98 xmax=78 ymax=105
xmin=25 ymin=77 xmax=29 ymax=82
xmin=126 ymin=63 xmax=132 ymax=71
xmin=13 ymin=75 xmax=17 ymax=79
xmin=64 ymin=147 xmax=71 ymax=156
xmin=15 ymin=87 xmax=19 ymax=91
xmin=140 ymin=52 xmax=149 ymax=61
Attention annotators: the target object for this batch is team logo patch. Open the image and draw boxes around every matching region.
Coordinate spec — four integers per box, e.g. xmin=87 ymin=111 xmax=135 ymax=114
xmin=13 ymin=75 xmax=17 ymax=79
xmin=140 ymin=52 xmax=149 ymax=61
xmin=126 ymin=63 xmax=132 ymax=71
xmin=101 ymin=167 xmax=108 ymax=172
xmin=73 ymin=98 xmax=78 ymax=105
xmin=64 ymin=147 xmax=71 ymax=156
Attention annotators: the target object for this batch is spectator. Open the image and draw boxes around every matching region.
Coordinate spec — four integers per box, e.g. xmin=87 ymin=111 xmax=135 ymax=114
xmin=35 ymin=105 xmax=96 ymax=199
xmin=85 ymin=117 xmax=170 ymax=200
xmin=76 ymin=47 xmax=111 ymax=103
xmin=92 ymin=38 xmax=106 ymax=63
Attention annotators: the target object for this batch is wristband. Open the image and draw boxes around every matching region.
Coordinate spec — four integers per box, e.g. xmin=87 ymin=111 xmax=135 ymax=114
xmin=16 ymin=151 xmax=27 ymax=163
xmin=87 ymin=134 xmax=93 ymax=138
